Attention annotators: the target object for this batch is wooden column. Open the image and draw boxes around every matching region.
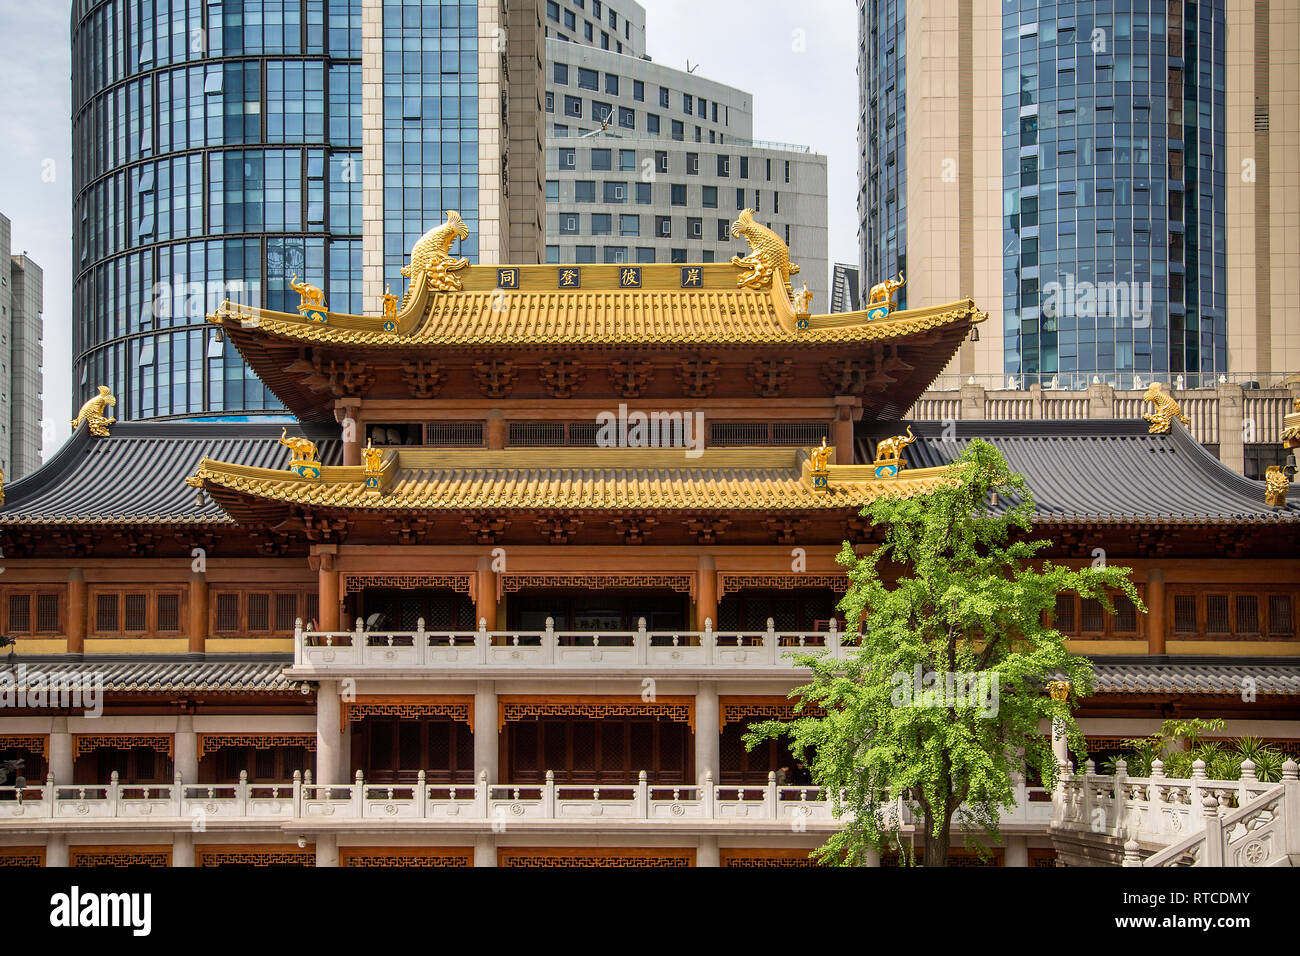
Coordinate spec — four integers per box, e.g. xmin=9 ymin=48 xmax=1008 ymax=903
xmin=66 ymin=569 xmax=86 ymax=656
xmin=337 ymin=399 xmax=362 ymax=466
xmin=486 ymin=410 xmax=506 ymax=450
xmin=475 ymin=554 xmax=497 ymax=630
xmin=696 ymin=554 xmax=717 ymax=630
xmin=833 ymin=397 xmax=857 ymax=465
xmin=1146 ymin=567 xmax=1165 ymax=655
xmin=188 ymin=571 xmax=208 ymax=655
xmin=316 ymin=547 xmax=340 ymax=631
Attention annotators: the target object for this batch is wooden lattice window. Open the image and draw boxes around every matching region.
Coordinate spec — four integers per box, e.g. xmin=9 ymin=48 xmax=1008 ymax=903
xmin=274 ymin=593 xmax=298 ymax=631
xmin=96 ymin=593 xmax=118 ymax=632
xmin=1052 ymin=589 xmax=1143 ymax=639
xmin=157 ymin=593 xmax=180 ymax=632
xmin=1080 ymin=598 xmax=1105 ymax=633
xmin=1168 ymin=588 xmax=1299 ymax=640
xmin=249 ymin=593 xmax=270 ymax=631
xmin=215 ymin=593 xmax=240 ymax=632
xmin=1053 ymin=594 xmax=1075 ymax=632
xmin=1269 ymin=595 xmax=1295 ymax=637
xmin=123 ymin=593 xmax=148 ymax=631
xmin=36 ymin=594 xmax=61 ymax=632
xmin=7 ymin=594 xmax=30 ymax=632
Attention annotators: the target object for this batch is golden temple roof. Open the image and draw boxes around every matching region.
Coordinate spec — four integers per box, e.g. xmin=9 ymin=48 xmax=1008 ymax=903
xmin=187 ymin=447 xmax=957 ymax=514
xmin=210 ymin=264 xmax=985 ymax=349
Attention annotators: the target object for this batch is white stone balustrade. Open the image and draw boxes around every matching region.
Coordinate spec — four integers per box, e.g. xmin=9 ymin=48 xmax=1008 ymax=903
xmin=293 ymin=616 xmax=842 ymax=672
xmin=1054 ymin=758 xmax=1300 ymax=867
xmin=0 ymin=769 xmax=1053 ymax=830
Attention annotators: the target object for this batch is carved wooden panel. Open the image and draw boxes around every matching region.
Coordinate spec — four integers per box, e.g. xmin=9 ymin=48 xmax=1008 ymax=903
xmin=0 ymin=734 xmax=49 ymax=758
xmin=70 ymin=845 xmax=172 ymax=867
xmin=340 ymin=847 xmax=472 ymax=867
xmin=498 ymin=695 xmax=695 ymax=731
xmin=608 ymin=516 xmax=659 ymax=544
xmin=763 ymin=517 xmax=810 ymax=544
xmin=195 ymin=845 xmax=315 ymax=866
xmin=683 ymin=515 xmax=730 ymax=544
xmin=718 ymin=573 xmax=848 ymax=598
xmin=345 ymin=696 xmax=475 ymax=732
xmin=720 ymin=848 xmax=819 ymax=866
xmin=311 ymin=357 xmax=375 ymax=397
xmin=341 ymin=573 xmax=473 ymax=596
xmin=497 ymin=847 xmax=694 ymax=867
xmin=534 ymin=515 xmax=585 ymax=544
xmin=196 ymin=734 xmax=317 ymax=759
xmin=0 ymin=847 xmax=44 ymax=866
xmin=719 ymin=696 xmax=827 ymax=729
xmin=74 ymin=734 xmax=174 ymax=758
xmin=463 ymin=514 xmax=511 ymax=544
xmin=499 ymin=573 xmax=695 ymax=601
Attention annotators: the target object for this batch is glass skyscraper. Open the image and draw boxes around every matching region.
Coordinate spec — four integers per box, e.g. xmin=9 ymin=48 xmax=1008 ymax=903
xmin=71 ymin=0 xmax=364 ymax=421
xmin=1002 ymin=0 xmax=1226 ymax=387
xmin=859 ymin=0 xmax=908 ymax=312
xmin=71 ymin=0 xmax=542 ymax=422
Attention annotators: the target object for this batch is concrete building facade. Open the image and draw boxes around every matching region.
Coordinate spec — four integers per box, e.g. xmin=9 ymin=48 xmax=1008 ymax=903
xmin=0 ymin=214 xmax=44 ymax=481
xmin=543 ymin=1 xmax=829 ymax=309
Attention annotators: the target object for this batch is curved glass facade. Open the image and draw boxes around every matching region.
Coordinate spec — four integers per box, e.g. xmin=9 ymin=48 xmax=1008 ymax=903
xmin=1002 ymin=0 xmax=1226 ymax=388
xmin=71 ymin=0 xmax=363 ymax=420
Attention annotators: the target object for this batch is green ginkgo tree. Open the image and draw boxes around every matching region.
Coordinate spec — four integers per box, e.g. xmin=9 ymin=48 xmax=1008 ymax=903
xmin=746 ymin=439 xmax=1143 ymax=866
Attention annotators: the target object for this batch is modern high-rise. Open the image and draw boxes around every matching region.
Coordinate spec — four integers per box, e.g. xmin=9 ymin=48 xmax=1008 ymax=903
xmin=831 ymin=263 xmax=861 ymax=313
xmin=71 ymin=0 xmax=545 ymax=423
xmin=0 ymin=214 xmax=44 ymax=481
xmin=543 ymin=0 xmax=829 ymax=309
xmin=857 ymin=0 xmax=1300 ymax=388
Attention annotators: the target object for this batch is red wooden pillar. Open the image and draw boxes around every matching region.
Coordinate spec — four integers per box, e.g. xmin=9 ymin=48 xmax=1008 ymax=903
xmin=696 ymin=554 xmax=717 ymax=631
xmin=67 ymin=569 xmax=87 ymax=656
xmin=316 ymin=547 xmax=340 ymax=631
xmin=476 ymin=554 xmax=497 ymax=630
xmin=188 ymin=571 xmax=208 ymax=654
xmin=1146 ymin=567 xmax=1165 ymax=654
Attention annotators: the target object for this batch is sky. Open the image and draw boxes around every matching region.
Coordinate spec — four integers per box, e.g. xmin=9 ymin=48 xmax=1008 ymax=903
xmin=0 ymin=0 xmax=859 ymax=464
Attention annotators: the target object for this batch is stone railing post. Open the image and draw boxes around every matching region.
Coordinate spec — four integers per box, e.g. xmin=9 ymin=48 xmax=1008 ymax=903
xmin=637 ymin=770 xmax=649 ymax=818
xmin=766 ymin=617 xmax=777 ymax=664
xmin=1201 ymin=795 xmax=1224 ymax=866
xmin=702 ymin=769 xmax=715 ymax=818
xmin=636 ymin=617 xmax=648 ymax=665
xmin=1086 ymin=380 xmax=1115 ymax=418
xmin=959 ymin=381 xmax=986 ymax=419
xmin=352 ymin=769 xmax=365 ymax=817
xmin=108 ymin=770 xmax=120 ymax=817
xmin=703 ymin=618 xmax=714 ymax=664
xmin=45 ymin=773 xmax=56 ymax=818
xmin=1190 ymin=758 xmax=1206 ymax=825
xmin=767 ymin=770 xmax=779 ymax=818
xmin=1114 ymin=759 xmax=1128 ymax=836
xmin=478 ymin=617 xmax=489 ymax=664
xmin=1238 ymin=759 xmax=1257 ymax=806
xmin=416 ymin=769 xmax=428 ymax=817
xmin=543 ymin=769 xmax=556 ymax=817
xmin=544 ymin=616 xmax=556 ymax=664
xmin=476 ymin=769 xmax=489 ymax=818
xmin=1282 ymin=760 xmax=1300 ymax=860
xmin=173 ymin=772 xmax=184 ymax=817
xmin=237 ymin=770 xmax=249 ymax=816
xmin=828 ymin=618 xmax=840 ymax=658
xmin=1122 ymin=839 xmax=1142 ymax=867
xmin=292 ymin=770 xmax=303 ymax=816
xmin=415 ymin=617 xmax=426 ymax=665
xmin=294 ymin=618 xmax=304 ymax=666
xmin=1149 ymin=759 xmax=1165 ymax=836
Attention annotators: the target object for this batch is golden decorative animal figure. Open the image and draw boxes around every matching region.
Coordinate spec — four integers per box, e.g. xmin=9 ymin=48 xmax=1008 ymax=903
xmin=290 ymin=274 xmax=326 ymax=309
xmin=70 ymin=386 xmax=117 ymax=437
xmin=1142 ymin=382 xmax=1190 ymax=433
xmin=874 ymin=425 xmax=916 ymax=464
xmin=730 ymin=208 xmax=799 ymax=295
xmin=381 ymin=284 xmax=398 ymax=319
xmin=809 ymin=437 xmax=831 ymax=472
xmin=363 ymin=440 xmax=383 ymax=474
xmin=792 ymin=282 xmax=813 ymax=317
xmin=279 ymin=427 xmax=319 ymax=465
xmin=400 ymin=209 xmax=471 ymax=307
xmin=867 ymin=272 xmax=905 ymax=311
xmin=1265 ymin=466 xmax=1290 ymax=507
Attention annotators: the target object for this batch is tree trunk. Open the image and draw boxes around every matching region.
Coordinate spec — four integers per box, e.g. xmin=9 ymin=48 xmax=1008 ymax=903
xmin=923 ymin=809 xmax=953 ymax=866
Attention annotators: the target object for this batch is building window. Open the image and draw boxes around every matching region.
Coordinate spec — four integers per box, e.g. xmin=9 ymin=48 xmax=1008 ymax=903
xmin=739 ymin=156 xmax=749 ymax=178
xmin=655 ymin=216 xmax=672 ymax=237
xmin=591 ymin=149 xmax=612 ymax=171
xmin=618 ymin=149 xmax=636 ymax=171
xmin=574 ymin=181 xmax=596 ymax=202
xmin=646 ymin=114 xmax=660 ymax=135
xmin=784 ymin=160 xmax=791 ymax=183
xmin=735 ymin=187 xmax=745 ymax=210
xmin=546 ymin=245 xmax=560 ymax=263
xmin=605 ymin=74 xmax=619 ymax=95
xmin=559 ymin=214 xmax=580 ymax=234
xmin=546 ymin=180 xmax=560 ymax=201
xmin=671 ymin=248 xmax=687 ymax=263
xmin=717 ymin=154 xmax=730 ymax=177
xmin=655 ymin=151 xmax=668 ymax=174
xmin=688 ymin=217 xmax=702 ymax=239
xmin=603 ymin=246 xmax=627 ymax=263
xmin=702 ymin=186 xmax=717 ymax=208
xmin=634 ymin=182 xmax=652 ymax=204
xmin=575 ymin=245 xmax=596 ymax=263
xmin=671 ymin=120 xmax=684 ymax=141
xmin=559 ymin=147 xmax=576 ymax=169
xmin=635 ymin=247 xmax=655 ymax=263
xmin=592 ymin=214 xmax=612 ymax=236
xmin=687 ymin=153 xmax=699 ymax=175
xmin=564 ymin=9 xmax=575 ymax=29
xmin=619 ymin=214 xmax=640 ymax=236
xmin=671 ymin=184 xmax=687 ymax=205
xmin=553 ymin=63 xmax=568 ymax=85
xmin=683 ymin=93 xmax=694 ymax=115
xmin=603 ymin=181 xmax=627 ymax=203
xmin=545 ymin=92 xmax=554 ymax=113
xmin=633 ymin=80 xmax=644 ymax=102
xmin=619 ymin=107 xmax=635 ymax=129
xmin=717 ymin=218 xmax=729 ymax=241
xmin=1169 ymin=589 xmax=1297 ymax=639
xmin=564 ymin=95 xmax=582 ymax=118
xmin=578 ymin=68 xmax=599 ymax=91
xmin=546 ymin=1 xmax=559 ymax=22
xmin=659 ymin=87 xmax=670 ymax=108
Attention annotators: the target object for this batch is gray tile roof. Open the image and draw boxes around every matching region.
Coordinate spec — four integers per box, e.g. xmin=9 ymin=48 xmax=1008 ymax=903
xmin=0 ymin=656 xmax=301 ymax=693
xmin=1091 ymin=658 xmax=1300 ymax=696
xmin=857 ymin=419 xmax=1300 ymax=523
xmin=1 ymin=422 xmax=340 ymax=525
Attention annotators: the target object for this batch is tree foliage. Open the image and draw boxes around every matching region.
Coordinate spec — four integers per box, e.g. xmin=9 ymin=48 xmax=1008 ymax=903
xmin=745 ymin=439 xmax=1144 ymax=866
